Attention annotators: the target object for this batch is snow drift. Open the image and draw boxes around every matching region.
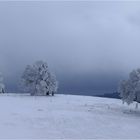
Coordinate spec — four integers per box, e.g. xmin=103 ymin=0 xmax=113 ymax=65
xmin=0 ymin=93 xmax=139 ymax=139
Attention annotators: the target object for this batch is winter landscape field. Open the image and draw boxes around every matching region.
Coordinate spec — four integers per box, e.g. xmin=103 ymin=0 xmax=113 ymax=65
xmin=1 ymin=1 xmax=140 ymax=139
xmin=0 ymin=93 xmax=139 ymax=139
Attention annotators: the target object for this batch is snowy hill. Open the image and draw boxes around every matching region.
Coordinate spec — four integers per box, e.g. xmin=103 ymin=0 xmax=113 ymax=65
xmin=0 ymin=94 xmax=140 ymax=139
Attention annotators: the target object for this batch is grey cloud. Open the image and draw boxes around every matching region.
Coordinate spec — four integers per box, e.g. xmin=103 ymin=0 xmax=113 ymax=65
xmin=0 ymin=1 xmax=140 ymax=94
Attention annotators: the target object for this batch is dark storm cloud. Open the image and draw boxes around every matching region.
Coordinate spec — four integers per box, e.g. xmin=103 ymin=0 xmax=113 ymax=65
xmin=0 ymin=1 xmax=140 ymax=94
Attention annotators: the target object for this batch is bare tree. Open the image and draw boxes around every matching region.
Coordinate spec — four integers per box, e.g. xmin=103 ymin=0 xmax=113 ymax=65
xmin=118 ymin=69 xmax=140 ymax=108
xmin=21 ymin=61 xmax=58 ymax=96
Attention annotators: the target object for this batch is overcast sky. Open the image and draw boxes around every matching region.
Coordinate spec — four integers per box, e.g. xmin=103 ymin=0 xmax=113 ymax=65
xmin=0 ymin=1 xmax=140 ymax=94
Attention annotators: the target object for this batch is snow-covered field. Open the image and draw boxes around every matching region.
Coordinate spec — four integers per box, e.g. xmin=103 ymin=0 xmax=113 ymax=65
xmin=0 ymin=93 xmax=139 ymax=139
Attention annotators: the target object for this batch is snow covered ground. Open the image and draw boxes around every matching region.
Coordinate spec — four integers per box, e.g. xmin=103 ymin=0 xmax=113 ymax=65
xmin=0 ymin=93 xmax=139 ymax=139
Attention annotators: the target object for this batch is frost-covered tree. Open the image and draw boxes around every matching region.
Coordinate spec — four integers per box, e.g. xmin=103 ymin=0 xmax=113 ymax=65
xmin=21 ymin=61 xmax=58 ymax=96
xmin=0 ymin=73 xmax=5 ymax=93
xmin=118 ymin=69 xmax=140 ymax=107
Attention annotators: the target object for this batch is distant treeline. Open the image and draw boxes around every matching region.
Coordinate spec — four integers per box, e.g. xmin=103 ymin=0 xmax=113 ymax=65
xmin=96 ymin=92 xmax=120 ymax=99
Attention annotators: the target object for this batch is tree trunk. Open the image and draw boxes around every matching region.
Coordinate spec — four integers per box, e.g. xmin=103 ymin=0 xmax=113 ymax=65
xmin=136 ymin=102 xmax=139 ymax=109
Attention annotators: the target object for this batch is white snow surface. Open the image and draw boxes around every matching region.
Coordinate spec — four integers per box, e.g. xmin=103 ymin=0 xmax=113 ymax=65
xmin=0 ymin=93 xmax=139 ymax=139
